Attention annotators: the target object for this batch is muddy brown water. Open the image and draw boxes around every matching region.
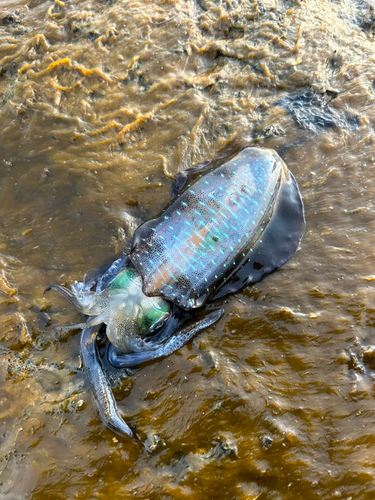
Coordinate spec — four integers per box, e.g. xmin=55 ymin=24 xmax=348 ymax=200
xmin=1 ymin=0 xmax=375 ymax=498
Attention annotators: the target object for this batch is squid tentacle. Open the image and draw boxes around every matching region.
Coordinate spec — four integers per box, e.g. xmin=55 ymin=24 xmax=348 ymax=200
xmin=80 ymin=323 xmax=134 ymax=438
xmin=108 ymin=309 xmax=224 ymax=369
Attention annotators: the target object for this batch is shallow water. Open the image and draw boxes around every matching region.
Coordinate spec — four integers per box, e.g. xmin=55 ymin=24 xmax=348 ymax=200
xmin=1 ymin=0 xmax=375 ymax=498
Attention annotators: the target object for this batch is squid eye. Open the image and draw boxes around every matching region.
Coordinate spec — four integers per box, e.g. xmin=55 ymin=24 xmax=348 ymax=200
xmin=149 ymin=313 xmax=170 ymax=333
xmin=138 ymin=309 xmax=170 ymax=333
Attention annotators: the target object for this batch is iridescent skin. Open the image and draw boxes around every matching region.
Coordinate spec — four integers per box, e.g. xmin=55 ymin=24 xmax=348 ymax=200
xmin=131 ymin=148 xmax=282 ymax=309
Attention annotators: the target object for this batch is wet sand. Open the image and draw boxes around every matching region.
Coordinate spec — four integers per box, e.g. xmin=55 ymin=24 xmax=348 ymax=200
xmin=1 ymin=0 xmax=375 ymax=498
